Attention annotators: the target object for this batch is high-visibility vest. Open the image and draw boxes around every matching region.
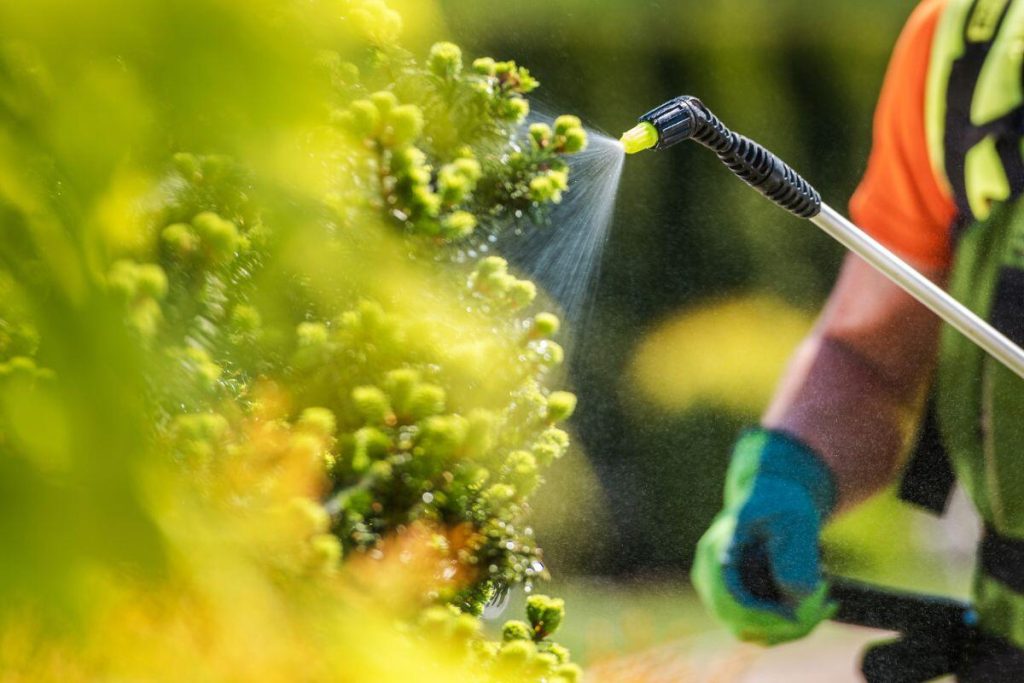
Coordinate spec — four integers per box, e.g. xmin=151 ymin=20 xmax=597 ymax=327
xmin=928 ymin=0 xmax=1024 ymax=647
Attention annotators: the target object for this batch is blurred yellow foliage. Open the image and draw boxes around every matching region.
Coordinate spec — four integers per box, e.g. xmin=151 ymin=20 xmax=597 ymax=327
xmin=0 ymin=0 xmax=592 ymax=678
xmin=0 ymin=407 xmax=474 ymax=682
xmin=627 ymin=295 xmax=813 ymax=415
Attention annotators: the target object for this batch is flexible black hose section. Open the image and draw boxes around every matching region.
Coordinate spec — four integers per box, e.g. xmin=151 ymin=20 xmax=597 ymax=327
xmin=639 ymin=96 xmax=822 ymax=219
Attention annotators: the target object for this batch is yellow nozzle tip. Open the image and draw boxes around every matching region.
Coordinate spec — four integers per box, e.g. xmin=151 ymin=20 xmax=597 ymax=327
xmin=620 ymin=122 xmax=659 ymax=155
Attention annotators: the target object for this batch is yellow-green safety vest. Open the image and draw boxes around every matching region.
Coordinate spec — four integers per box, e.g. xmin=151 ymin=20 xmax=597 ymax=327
xmin=928 ymin=0 xmax=1024 ymax=648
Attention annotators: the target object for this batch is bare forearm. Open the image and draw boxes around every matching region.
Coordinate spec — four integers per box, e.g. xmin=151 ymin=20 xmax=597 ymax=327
xmin=763 ymin=334 xmax=929 ymax=510
xmin=761 ymin=255 xmax=944 ymax=512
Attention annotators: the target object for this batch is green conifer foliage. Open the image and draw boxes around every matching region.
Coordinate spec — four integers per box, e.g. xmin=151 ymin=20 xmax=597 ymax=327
xmin=0 ymin=0 xmax=587 ymax=678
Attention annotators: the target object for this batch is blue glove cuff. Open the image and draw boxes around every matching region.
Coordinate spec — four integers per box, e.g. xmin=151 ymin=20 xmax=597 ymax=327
xmin=733 ymin=427 xmax=837 ymax=520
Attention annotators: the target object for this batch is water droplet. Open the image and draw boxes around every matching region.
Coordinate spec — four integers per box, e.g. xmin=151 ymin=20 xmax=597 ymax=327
xmin=422 ymin=492 xmax=434 ymax=504
xmin=482 ymin=586 xmax=512 ymax=620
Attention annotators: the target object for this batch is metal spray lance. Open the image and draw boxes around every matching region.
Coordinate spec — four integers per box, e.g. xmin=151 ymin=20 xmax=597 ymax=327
xmin=621 ymin=95 xmax=1024 ymax=381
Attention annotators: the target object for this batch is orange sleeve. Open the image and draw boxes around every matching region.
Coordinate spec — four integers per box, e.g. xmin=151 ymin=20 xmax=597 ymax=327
xmin=849 ymin=0 xmax=957 ymax=271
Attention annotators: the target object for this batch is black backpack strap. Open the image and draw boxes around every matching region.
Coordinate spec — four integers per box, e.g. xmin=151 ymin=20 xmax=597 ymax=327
xmin=980 ymin=524 xmax=1024 ymax=594
xmin=899 ymin=396 xmax=957 ymax=515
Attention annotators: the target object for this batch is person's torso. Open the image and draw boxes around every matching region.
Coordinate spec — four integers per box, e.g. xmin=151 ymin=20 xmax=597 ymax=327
xmin=929 ymin=0 xmax=1024 ymax=535
xmin=929 ymin=0 xmax=1024 ymax=647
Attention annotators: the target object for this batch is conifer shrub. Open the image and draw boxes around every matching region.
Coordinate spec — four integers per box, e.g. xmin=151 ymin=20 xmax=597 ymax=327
xmin=0 ymin=0 xmax=591 ymax=679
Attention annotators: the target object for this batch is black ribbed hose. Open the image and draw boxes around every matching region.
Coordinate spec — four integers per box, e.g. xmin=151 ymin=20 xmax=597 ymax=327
xmin=639 ymin=96 xmax=822 ymax=219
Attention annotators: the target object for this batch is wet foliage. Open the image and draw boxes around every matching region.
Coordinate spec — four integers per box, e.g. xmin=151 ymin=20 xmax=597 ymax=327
xmin=0 ymin=0 xmax=592 ymax=680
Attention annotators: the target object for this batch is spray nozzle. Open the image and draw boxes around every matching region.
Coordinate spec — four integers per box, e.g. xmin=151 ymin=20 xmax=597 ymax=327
xmin=622 ymin=96 xmax=707 ymax=153
xmin=620 ymin=94 xmax=822 ymax=218
xmin=620 ymin=122 xmax=659 ymax=155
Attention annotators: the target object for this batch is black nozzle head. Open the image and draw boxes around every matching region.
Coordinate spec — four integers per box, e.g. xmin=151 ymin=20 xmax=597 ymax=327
xmin=639 ymin=96 xmax=706 ymax=150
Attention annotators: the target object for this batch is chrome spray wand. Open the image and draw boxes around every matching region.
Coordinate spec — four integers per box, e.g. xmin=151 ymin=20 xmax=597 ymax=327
xmin=621 ymin=95 xmax=1024 ymax=381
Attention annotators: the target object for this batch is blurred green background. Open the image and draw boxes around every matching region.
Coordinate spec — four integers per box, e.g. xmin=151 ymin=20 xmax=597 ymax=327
xmin=437 ymin=0 xmax=961 ymax=584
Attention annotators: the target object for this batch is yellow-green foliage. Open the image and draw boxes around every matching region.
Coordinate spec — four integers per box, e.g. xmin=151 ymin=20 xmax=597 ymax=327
xmin=0 ymin=0 xmax=587 ymax=680
xmin=628 ymin=296 xmax=814 ymax=414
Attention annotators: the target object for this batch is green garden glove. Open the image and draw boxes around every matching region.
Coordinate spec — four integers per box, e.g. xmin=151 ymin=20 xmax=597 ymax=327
xmin=691 ymin=428 xmax=837 ymax=645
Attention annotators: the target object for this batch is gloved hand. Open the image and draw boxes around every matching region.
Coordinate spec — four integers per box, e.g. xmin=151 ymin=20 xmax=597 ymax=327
xmin=691 ymin=428 xmax=837 ymax=645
